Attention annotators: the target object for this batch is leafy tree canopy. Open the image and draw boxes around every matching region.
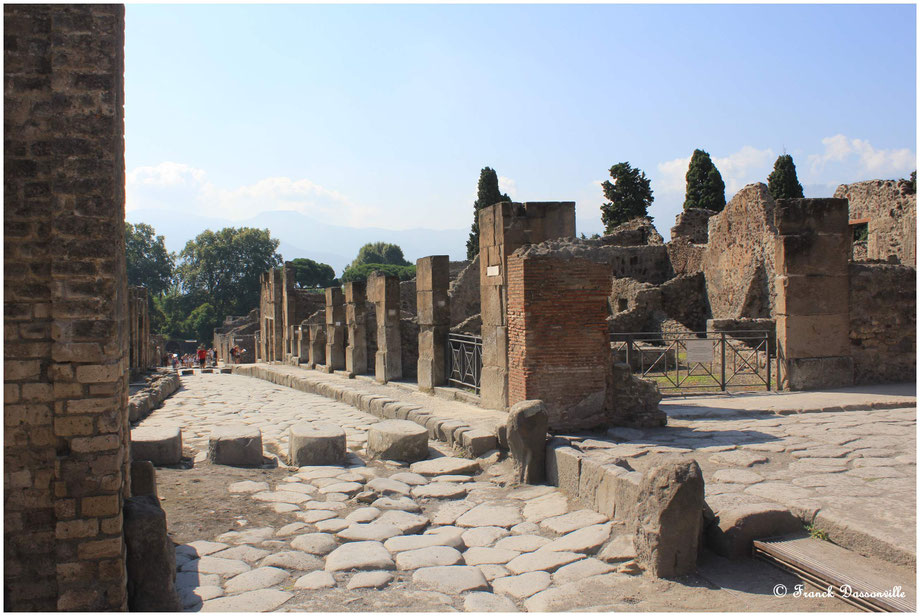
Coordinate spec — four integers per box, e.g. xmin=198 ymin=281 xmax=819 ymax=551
xmin=599 ymin=162 xmax=654 ymax=232
xmin=340 ymin=263 xmax=416 ymax=284
xmin=683 ymin=149 xmax=726 ymax=212
xmin=125 ymin=222 xmax=175 ymax=298
xmin=467 ymin=167 xmax=510 ymax=260
xmin=290 ymin=258 xmax=337 ymax=289
xmin=767 ymin=154 xmax=804 ymax=200
xmin=349 ymin=242 xmax=410 ymax=270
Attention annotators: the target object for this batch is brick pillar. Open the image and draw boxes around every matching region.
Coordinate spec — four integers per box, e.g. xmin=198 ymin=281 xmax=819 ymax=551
xmin=5 ymin=5 xmax=129 ymax=610
xmin=775 ymin=198 xmax=854 ymax=390
xmin=369 ymin=273 xmax=402 ymax=383
xmin=324 ymin=288 xmax=345 ymax=373
xmin=478 ymin=202 xmax=576 ymax=410
xmin=416 ymin=256 xmax=450 ymax=391
xmin=344 ymin=282 xmax=368 ymax=376
xmin=308 ymin=323 xmax=326 ymax=368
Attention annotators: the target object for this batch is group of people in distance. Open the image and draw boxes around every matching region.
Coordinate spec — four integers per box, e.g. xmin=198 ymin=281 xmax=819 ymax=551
xmin=158 ymin=345 xmax=245 ymax=371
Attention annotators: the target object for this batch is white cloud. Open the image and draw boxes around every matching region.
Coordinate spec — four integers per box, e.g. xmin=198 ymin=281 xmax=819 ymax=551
xmin=807 ymin=134 xmax=915 ymax=177
xmin=498 ymin=176 xmax=518 ymax=199
xmin=126 ymin=161 xmax=373 ymax=227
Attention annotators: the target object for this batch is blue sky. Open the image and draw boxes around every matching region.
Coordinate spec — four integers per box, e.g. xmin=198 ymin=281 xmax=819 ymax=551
xmin=125 ymin=3 xmax=917 ymax=255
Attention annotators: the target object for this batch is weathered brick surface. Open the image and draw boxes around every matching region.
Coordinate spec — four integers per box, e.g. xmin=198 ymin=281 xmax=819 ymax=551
xmin=835 ymin=179 xmax=916 ymax=266
xmin=4 ymin=5 xmax=128 ymax=610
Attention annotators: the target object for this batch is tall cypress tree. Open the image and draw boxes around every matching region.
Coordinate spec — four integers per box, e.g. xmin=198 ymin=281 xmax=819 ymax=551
xmin=767 ymin=154 xmax=804 ymax=200
xmin=683 ymin=149 xmax=726 ymax=212
xmin=599 ymin=162 xmax=654 ymax=232
xmin=466 ymin=167 xmax=510 ymax=260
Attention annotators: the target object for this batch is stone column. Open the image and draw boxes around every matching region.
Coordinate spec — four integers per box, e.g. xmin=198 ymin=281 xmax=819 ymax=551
xmin=324 ymin=287 xmax=345 ymax=373
xmin=271 ymin=268 xmax=284 ymax=362
xmin=344 ymin=281 xmax=368 ymax=376
xmin=416 ymin=256 xmax=450 ymax=392
xmin=369 ymin=273 xmax=402 ymax=383
xmin=775 ymin=198 xmax=853 ymax=390
xmin=308 ymin=323 xmax=326 ymax=368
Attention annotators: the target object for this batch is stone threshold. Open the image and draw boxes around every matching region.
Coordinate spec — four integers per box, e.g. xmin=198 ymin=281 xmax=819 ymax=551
xmin=232 ymin=363 xmax=506 ymax=457
xmin=129 ymin=370 xmax=181 ymax=424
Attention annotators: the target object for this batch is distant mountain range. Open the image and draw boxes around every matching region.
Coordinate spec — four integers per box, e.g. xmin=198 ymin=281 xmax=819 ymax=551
xmin=126 ymin=209 xmax=470 ymax=275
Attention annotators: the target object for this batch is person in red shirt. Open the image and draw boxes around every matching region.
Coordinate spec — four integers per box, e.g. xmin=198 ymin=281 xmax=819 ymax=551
xmin=197 ymin=347 xmax=207 ymax=369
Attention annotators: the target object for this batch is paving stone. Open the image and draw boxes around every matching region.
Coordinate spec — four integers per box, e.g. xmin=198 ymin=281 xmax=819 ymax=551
xmin=314 ymin=518 xmax=350 ymax=533
xmin=543 ymin=523 xmax=612 ymax=554
xmin=376 ymin=510 xmax=429 ymax=533
xmin=175 ymin=571 xmax=220 ymax=590
xmin=290 ymin=533 xmax=338 ymax=555
xmin=505 ymin=550 xmax=585 ymax=574
xmin=347 ymin=571 xmax=394 ymax=589
xmin=745 ymin=482 xmax=813 ymax=502
xmin=509 ymin=485 xmax=558 ymax=501
xmin=461 ymin=526 xmax=510 ymax=548
xmin=463 ymin=591 xmax=519 ymax=612
xmin=289 ymin=422 xmax=346 ymax=466
xmin=395 ymin=545 xmax=464 ymax=570
xmin=185 ymin=540 xmax=229 ymax=556
xmin=366 ymin=477 xmax=412 ymax=496
xmin=252 ymin=491 xmax=313 ymax=505
xmin=410 ymin=457 xmax=481 ymax=476
xmin=510 ymin=522 xmax=541 ymax=535
xmin=213 ymin=545 xmax=270 ymax=564
xmin=201 ymin=588 xmax=292 ymax=612
xmin=494 ymin=534 xmax=551 ymax=553
xmin=260 ymin=551 xmax=323 ymax=571
xmin=131 ymin=425 xmax=183 ymax=465
xmin=336 ymin=522 xmax=402 ymax=542
xmin=209 ymin=424 xmax=264 ymax=467
xmin=540 ymin=510 xmax=608 ymax=535
xmin=318 ymin=481 xmax=363 ymax=495
xmin=325 ymin=541 xmax=395 ymax=572
xmin=712 ymin=469 xmax=764 ymax=485
xmin=522 ymin=493 xmax=569 ymax=523
xmin=228 ymin=480 xmax=270 ymax=494
xmin=849 ymin=466 xmax=903 ymax=479
xmin=345 ymin=507 xmax=381 ymax=523
xmin=335 ymin=471 xmax=367 ymax=483
xmin=385 ymin=531 xmax=462 ymax=554
xmin=492 ymin=571 xmax=552 ymax=599
xmin=224 ymin=566 xmax=289 ymax=594
xmin=523 ymin=573 xmax=627 ymax=611
xmin=180 ymin=555 xmax=251 ymax=576
xmin=179 ymin=585 xmax=224 ymax=609
xmin=597 ymin=534 xmax=636 ymax=563
xmin=463 ymin=546 xmax=520 ymax=566
xmin=431 ymin=500 xmax=474 ymax=525
xmin=372 ymin=496 xmax=422 ymax=512
xmin=422 ymin=526 xmax=466 ymax=548
xmin=296 ymin=510 xmax=338 ymax=524
xmin=432 ymin=474 xmax=475 ymax=483
xmin=367 ymin=419 xmax=429 ymax=462
xmin=271 ymin=503 xmax=300 ymax=514
xmin=298 ymin=467 xmax=346 ymax=479
xmin=300 ymin=501 xmax=347 ymax=511
xmin=294 ymin=570 xmax=336 ymax=589
xmin=709 ymin=450 xmax=769 ymax=467
xmin=552 ymin=557 xmax=615 ymax=585
xmin=411 ymin=565 xmax=489 ymax=593
xmin=411 ymin=482 xmax=469 ymax=499
xmin=456 ymin=504 xmax=523 ymax=529
xmin=390 ymin=472 xmax=429 ymax=485
xmin=217 ymin=527 xmax=275 ymax=545
xmin=478 ymin=564 xmax=510 ymax=581
xmin=276 ymin=482 xmax=318 ymax=494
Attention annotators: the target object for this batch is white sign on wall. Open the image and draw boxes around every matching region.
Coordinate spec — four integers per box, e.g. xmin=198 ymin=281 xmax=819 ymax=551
xmin=684 ymin=339 xmax=713 ymax=363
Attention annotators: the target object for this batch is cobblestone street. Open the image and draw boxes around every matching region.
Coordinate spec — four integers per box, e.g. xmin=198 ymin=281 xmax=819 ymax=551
xmin=139 ymin=373 xmax=858 ymax=612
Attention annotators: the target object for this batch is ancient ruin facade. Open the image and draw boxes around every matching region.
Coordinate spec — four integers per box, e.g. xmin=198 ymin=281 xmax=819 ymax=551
xmin=835 ymin=178 xmax=916 ymax=266
xmin=128 ymin=286 xmax=153 ymax=377
xmin=212 ymin=309 xmax=259 ymax=365
xmin=5 ymin=5 xmax=131 ymax=609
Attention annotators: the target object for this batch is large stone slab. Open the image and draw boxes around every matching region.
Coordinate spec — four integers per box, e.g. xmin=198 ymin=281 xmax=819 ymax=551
xmin=367 ymin=419 xmax=429 ymax=462
xmin=201 ymin=589 xmax=292 ymax=612
xmin=209 ymin=424 xmax=263 ymax=467
xmin=395 ymin=546 xmax=463 ymax=570
xmin=411 ymin=565 xmax=489 ymax=593
xmin=410 ymin=457 xmax=481 ymax=476
xmin=224 ymin=567 xmax=289 ymax=594
xmin=289 ymin=422 xmax=346 ymax=466
xmin=456 ymin=504 xmax=523 ymax=529
xmin=325 ymin=541 xmax=395 ymax=571
xmin=706 ymin=504 xmax=803 ymax=559
xmin=131 ymin=426 xmax=182 ymax=466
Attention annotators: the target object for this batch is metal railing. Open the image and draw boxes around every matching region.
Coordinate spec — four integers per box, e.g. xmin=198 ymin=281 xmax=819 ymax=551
xmin=610 ymin=330 xmax=778 ymax=393
xmin=447 ymin=333 xmax=482 ymax=394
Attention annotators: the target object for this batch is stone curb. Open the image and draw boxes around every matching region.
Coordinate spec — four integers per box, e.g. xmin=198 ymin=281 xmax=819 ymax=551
xmin=129 ymin=371 xmax=181 ymax=423
xmin=666 ymin=400 xmax=915 ymax=420
xmin=232 ymin=365 xmax=500 ymax=456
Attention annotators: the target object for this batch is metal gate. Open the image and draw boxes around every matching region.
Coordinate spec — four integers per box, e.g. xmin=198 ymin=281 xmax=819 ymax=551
xmin=610 ymin=330 xmax=778 ymax=393
xmin=447 ymin=333 xmax=482 ymax=394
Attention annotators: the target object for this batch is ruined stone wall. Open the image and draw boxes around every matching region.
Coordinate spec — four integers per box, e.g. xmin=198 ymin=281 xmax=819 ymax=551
xmin=4 ymin=5 xmax=129 ymax=609
xmin=835 ymin=179 xmax=916 ymax=266
xmin=608 ymin=273 xmax=709 ymax=334
xmin=670 ymin=208 xmax=715 ymax=244
xmin=399 ymin=279 xmax=417 ymax=316
xmin=603 ymin=216 xmax=663 ymax=246
xmin=258 ymin=268 xmax=284 ymax=362
xmin=702 ymin=183 xmax=777 ymax=319
xmin=848 ymin=263 xmax=916 ymax=384
xmin=448 ymin=254 xmax=480 ymax=327
xmin=213 ymin=309 xmax=259 ymax=365
xmin=666 ymin=239 xmax=705 ymax=276
xmin=607 ymin=245 xmax=673 ymax=284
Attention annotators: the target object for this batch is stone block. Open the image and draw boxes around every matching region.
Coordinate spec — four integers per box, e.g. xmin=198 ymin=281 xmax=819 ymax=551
xmin=784 ymin=356 xmax=854 ymax=390
xmin=460 ymin=429 xmax=498 ymax=457
xmin=507 ymin=400 xmax=547 ymax=484
xmin=774 ymin=198 xmax=850 ymax=235
xmin=481 ymin=287 xmax=504 ymax=327
xmin=209 ymin=424 xmax=263 ymax=467
xmin=417 ymin=291 xmax=450 ymax=326
xmin=775 ymin=233 xmax=849 ymax=277
xmin=706 ymin=504 xmax=802 ymax=559
xmin=595 ymin=465 xmax=642 ymax=522
xmin=130 ymin=461 xmax=157 ymax=498
xmin=344 ymin=281 xmax=366 ymax=304
xmin=131 ymin=426 xmax=182 ymax=466
xmin=289 ymin=422 xmax=346 ymax=466
xmin=777 ymin=314 xmax=851 ymax=358
xmin=480 ymin=366 xmax=507 ymax=411
xmin=124 ymin=495 xmax=179 ymax=611
xmin=367 ymin=420 xmax=429 ymax=462
xmin=546 ymin=443 xmax=582 ymax=494
xmin=775 ymin=275 xmax=848 ymax=316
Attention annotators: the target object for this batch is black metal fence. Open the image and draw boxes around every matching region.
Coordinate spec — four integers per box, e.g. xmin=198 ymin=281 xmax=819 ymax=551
xmin=447 ymin=333 xmax=482 ymax=394
xmin=610 ymin=330 xmax=778 ymax=393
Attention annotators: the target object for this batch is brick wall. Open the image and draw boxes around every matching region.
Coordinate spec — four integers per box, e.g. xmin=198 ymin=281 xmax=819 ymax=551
xmin=5 ymin=4 xmax=128 ymax=610
xmin=507 ymin=254 xmax=612 ymax=429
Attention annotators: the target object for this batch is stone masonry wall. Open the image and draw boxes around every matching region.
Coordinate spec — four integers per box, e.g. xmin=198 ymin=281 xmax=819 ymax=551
xmin=670 ymin=207 xmax=715 ymax=244
xmin=835 ymin=179 xmax=916 ymax=266
xmin=5 ymin=5 xmax=129 ymax=610
xmin=848 ymin=263 xmax=916 ymax=384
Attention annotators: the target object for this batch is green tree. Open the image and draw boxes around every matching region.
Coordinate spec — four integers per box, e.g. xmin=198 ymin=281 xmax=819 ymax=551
xmin=176 ymin=227 xmax=282 ymax=323
xmin=599 ymin=162 xmax=654 ymax=232
xmin=466 ymin=167 xmax=510 ymax=260
xmin=125 ymin=222 xmax=175 ymax=298
xmin=683 ymin=149 xmax=726 ymax=211
xmin=290 ymin=258 xmax=337 ymax=289
xmin=183 ymin=302 xmax=218 ymax=343
xmin=348 ymin=242 xmax=410 ymax=270
xmin=340 ymin=263 xmax=416 ymax=283
xmin=767 ymin=154 xmax=804 ymax=200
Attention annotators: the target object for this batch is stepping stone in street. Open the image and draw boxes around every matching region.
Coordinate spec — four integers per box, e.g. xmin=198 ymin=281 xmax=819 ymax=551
xmin=131 ymin=426 xmax=182 ymax=466
xmin=464 ymin=591 xmax=519 ymax=612
xmin=290 ymin=533 xmax=338 ymax=555
xmin=492 ymin=571 xmax=552 ymax=600
xmin=325 ymin=541 xmax=395 ymax=572
xmin=367 ymin=420 xmax=429 ymax=462
xmin=410 ymin=457 xmax=480 ymax=477
xmin=347 ymin=571 xmax=393 ymax=589
xmin=201 ymin=589 xmax=292 ymax=612
xmin=271 ymin=503 xmax=299 ymax=514
xmin=289 ymin=422 xmax=346 ymax=466
xmin=540 ymin=510 xmax=607 ymax=535
xmin=505 ymin=550 xmax=584 ymax=574
xmin=510 ymin=522 xmax=541 ymax=536
xmin=224 ymin=566 xmax=289 ymax=594
xmin=456 ymin=504 xmax=523 ymax=529
xmin=209 ymin=424 xmax=263 ymax=467
xmin=411 ymin=565 xmax=489 ymax=594
xmin=395 ymin=546 xmax=463 ymax=570
xmin=294 ymin=571 xmax=336 ymax=589
xmin=260 ymin=551 xmax=323 ymax=571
